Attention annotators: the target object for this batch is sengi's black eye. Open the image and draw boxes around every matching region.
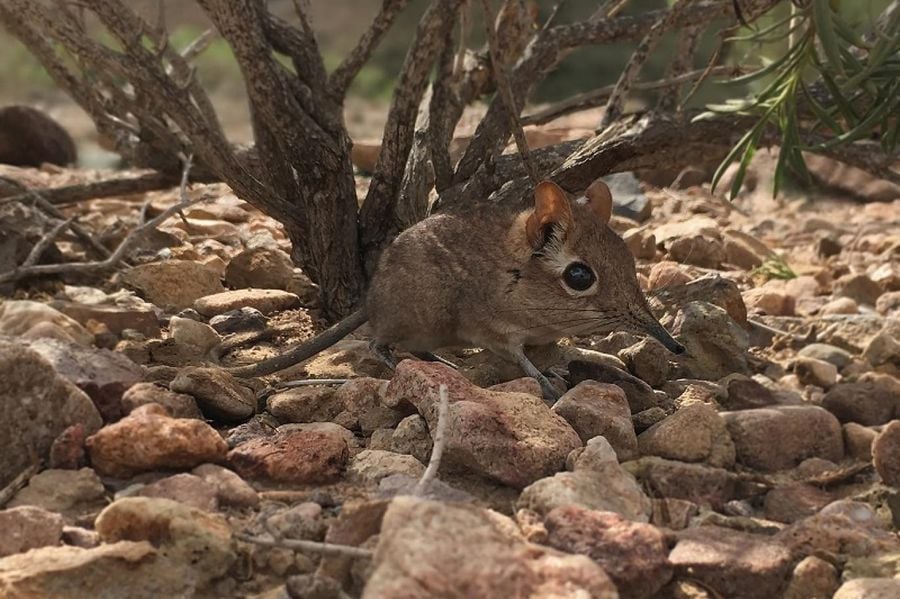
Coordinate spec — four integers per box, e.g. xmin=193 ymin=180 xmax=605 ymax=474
xmin=563 ymin=262 xmax=596 ymax=291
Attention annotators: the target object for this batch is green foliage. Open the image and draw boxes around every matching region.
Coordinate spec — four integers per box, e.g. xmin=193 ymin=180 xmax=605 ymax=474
xmin=751 ymin=255 xmax=797 ymax=282
xmin=699 ymin=0 xmax=900 ymax=200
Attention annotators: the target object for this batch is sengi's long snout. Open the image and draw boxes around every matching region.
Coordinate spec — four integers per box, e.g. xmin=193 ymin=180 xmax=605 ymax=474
xmin=641 ymin=317 xmax=685 ymax=354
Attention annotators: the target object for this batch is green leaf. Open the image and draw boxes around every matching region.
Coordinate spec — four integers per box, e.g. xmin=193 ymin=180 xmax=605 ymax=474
xmin=813 ymin=0 xmax=846 ymax=76
xmin=802 ymin=82 xmax=843 ymax=134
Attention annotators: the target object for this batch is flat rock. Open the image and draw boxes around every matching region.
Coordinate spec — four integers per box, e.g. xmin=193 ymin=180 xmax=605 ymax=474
xmin=764 ymin=482 xmax=833 ymax=523
xmin=167 ymin=316 xmax=220 ymax=354
xmin=19 ymin=337 xmax=143 ymax=422
xmin=0 ymin=506 xmax=64 ymax=557
xmin=545 ymin=505 xmax=672 ymax=599
xmin=191 ymin=463 xmax=258 ymax=508
xmin=638 ymin=402 xmax=735 ymax=468
xmin=519 ymin=437 xmax=652 ymax=521
xmin=673 ymin=301 xmax=750 ymax=380
xmin=121 ymin=382 xmax=202 ymax=419
xmin=784 ymin=556 xmax=839 ymax=599
xmin=722 ymin=405 xmax=843 ymax=471
xmin=822 ymin=375 xmax=900 ymax=425
xmin=347 ymin=449 xmax=425 ymax=485
xmin=227 ymin=428 xmax=348 ymax=483
xmin=136 ymin=473 xmax=218 ymax=511
xmin=834 ymin=578 xmax=900 ymax=599
xmin=382 ymin=361 xmax=581 ymax=488
xmin=619 ymin=338 xmax=670 ymax=388
xmin=834 ymin=273 xmax=883 ymax=306
xmin=873 ymin=421 xmax=900 ymax=487
xmin=719 ymin=374 xmax=777 ymax=410
xmin=363 ymin=497 xmax=617 ymax=599
xmin=552 ymin=381 xmax=638 ymax=461
xmin=669 ymin=526 xmax=793 ymax=599
xmin=267 ymin=385 xmax=343 ymax=424
xmin=0 ymin=338 xmax=102 ymax=490
xmin=123 ymin=260 xmax=224 ymax=311
xmin=0 ymin=300 xmax=93 ymax=345
xmin=793 ymin=356 xmax=838 ymax=388
xmin=625 ymin=457 xmax=739 ymax=508
xmin=86 ymin=404 xmax=228 ymax=478
xmin=8 ymin=468 xmax=106 ymax=519
xmin=169 ymin=366 xmax=255 ymax=423
xmin=775 ymin=501 xmax=900 ymax=559
xmin=50 ymin=299 xmax=160 ymax=339
xmin=193 ymin=289 xmax=300 ymax=317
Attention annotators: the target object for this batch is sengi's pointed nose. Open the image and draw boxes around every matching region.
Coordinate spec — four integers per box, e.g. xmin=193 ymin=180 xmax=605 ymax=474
xmin=644 ymin=318 xmax=685 ymax=354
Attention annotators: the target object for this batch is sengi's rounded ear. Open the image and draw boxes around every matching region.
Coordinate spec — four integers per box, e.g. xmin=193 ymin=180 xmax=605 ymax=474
xmin=526 ymin=181 xmax=572 ymax=249
xmin=585 ymin=178 xmax=613 ymax=224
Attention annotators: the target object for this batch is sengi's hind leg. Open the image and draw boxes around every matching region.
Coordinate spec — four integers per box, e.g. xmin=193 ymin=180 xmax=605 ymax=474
xmin=369 ymin=341 xmax=398 ymax=370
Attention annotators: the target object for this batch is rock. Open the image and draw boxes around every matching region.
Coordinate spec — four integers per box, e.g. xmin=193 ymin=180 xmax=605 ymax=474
xmin=167 ymin=316 xmax=220 ymax=354
xmin=654 ymin=216 xmax=719 ymax=244
xmin=834 ymin=273 xmax=883 ymax=306
xmin=50 ymin=298 xmax=160 ymax=339
xmin=227 ymin=428 xmax=348 ymax=483
xmin=619 ymin=338 xmax=670 ymax=387
xmin=873 ymin=421 xmax=900 ymax=487
xmin=545 ymin=506 xmax=672 ymax=599
xmin=265 ymin=502 xmax=326 ymax=542
xmin=169 ymin=367 xmax=255 ymax=423
xmin=793 ymin=356 xmax=838 ymax=388
xmin=637 ymin=403 xmax=735 ymax=468
xmin=136 ymin=473 xmax=218 ymax=511
xmin=625 ymin=457 xmax=739 ymax=508
xmin=784 ymin=556 xmax=839 ymax=599
xmin=0 ymin=300 xmax=94 ymax=345
xmin=62 ymin=526 xmax=100 ymax=549
xmin=775 ymin=501 xmax=900 ymax=559
xmin=48 ymin=424 xmax=87 ymax=469
xmin=0 ymin=105 xmax=77 ymax=166
xmin=193 ymin=289 xmax=300 ymax=317
xmin=723 ymin=230 xmax=770 ymax=270
xmin=863 ymin=323 xmax=900 ymax=374
xmin=742 ymin=288 xmax=795 ymax=316
xmin=834 ymin=579 xmax=900 ymax=599
xmin=123 ymin=261 xmax=224 ymax=311
xmin=651 ymin=276 xmax=748 ymax=327
xmin=632 ymin=407 xmax=667 ymax=432
xmin=607 ymin=172 xmax=651 ymax=221
xmin=667 ymin=234 xmax=725 ymax=268
xmin=719 ymin=375 xmax=777 ymax=410
xmin=268 ymin=385 xmax=343 ymax=424
xmin=333 ymin=377 xmax=404 ymax=434
xmin=722 ymin=406 xmax=843 ymax=471
xmin=363 ymin=497 xmax=617 ymax=599
xmin=86 ymin=404 xmax=228 ymax=478
xmin=224 ymin=414 xmax=276 ymax=449
xmin=23 ymin=338 xmax=143 ymax=424
xmin=821 ymin=297 xmax=859 ymax=315
xmin=876 ymin=291 xmax=900 ymax=316
xmin=823 ymin=375 xmax=900 ymax=425
xmin=0 ymin=541 xmax=177 ymax=597
xmin=224 ymin=247 xmax=295 ymax=290
xmin=347 ymin=450 xmax=425 ymax=484
xmin=0 ymin=506 xmax=64 ymax=557
xmin=0 ymin=338 xmax=102 ymax=489
xmin=798 ymin=343 xmax=853 ymax=369
xmin=623 ymin=228 xmax=657 ymax=260
xmin=648 ymin=261 xmax=692 ymax=291
xmin=8 ymin=468 xmax=105 ymax=519
xmin=668 ymin=526 xmax=793 ymax=599
xmin=95 ymin=496 xmax=233 ymax=587
xmin=208 ymin=307 xmax=268 ymax=334
xmin=382 ymin=361 xmax=581 ymax=488
xmin=519 ymin=437 xmax=652 ymax=521
xmin=191 ymin=463 xmax=258 ymax=508
xmin=121 ymin=382 xmax=202 ymax=419
xmin=764 ymin=483 xmax=832 ymax=523
xmin=843 ymin=422 xmax=877 ymax=460
xmin=673 ymin=302 xmax=750 ymax=380
xmin=552 ymin=381 xmax=638 ymax=461
xmin=390 ymin=415 xmax=433 ymax=464
xmin=568 ymin=360 xmax=660 ymax=413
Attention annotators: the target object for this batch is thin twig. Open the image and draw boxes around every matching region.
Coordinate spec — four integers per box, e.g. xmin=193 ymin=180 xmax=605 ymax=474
xmin=20 ymin=217 xmax=75 ymax=269
xmin=479 ymin=0 xmax=539 ymax=184
xmin=0 ymin=156 xmax=204 ymax=284
xmin=0 ymin=463 xmax=40 ymax=508
xmin=235 ymin=532 xmax=374 ymax=558
xmin=414 ymin=384 xmax=450 ymax=496
xmin=180 ymin=28 xmax=216 ymax=62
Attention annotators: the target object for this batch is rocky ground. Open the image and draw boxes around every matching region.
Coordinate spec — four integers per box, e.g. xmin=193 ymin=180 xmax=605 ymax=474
xmin=0 ymin=146 xmax=898 ymax=599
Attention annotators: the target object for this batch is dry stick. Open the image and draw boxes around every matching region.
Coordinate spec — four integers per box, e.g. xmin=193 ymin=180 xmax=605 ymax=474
xmin=478 ymin=0 xmax=539 ymax=184
xmin=414 ymin=384 xmax=450 ymax=496
xmin=521 ymin=67 xmax=737 ymax=127
xmin=599 ymin=0 xmax=691 ymax=130
xmin=657 ymin=25 xmax=702 ymax=112
xmin=234 ymin=532 xmax=374 ymax=559
xmin=0 ymin=463 xmax=40 ymax=508
xmin=20 ymin=217 xmax=75 ymax=269
xmin=0 ymin=172 xmax=181 ymax=207
xmin=0 ymin=156 xmax=200 ymax=285
xmin=591 ymin=0 xmax=631 ymax=20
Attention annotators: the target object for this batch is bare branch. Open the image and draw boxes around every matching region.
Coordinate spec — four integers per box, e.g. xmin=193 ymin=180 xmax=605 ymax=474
xmin=599 ymin=0 xmax=691 ymax=130
xmin=657 ymin=25 xmax=702 ymax=112
xmin=20 ymin=217 xmax=75 ymax=269
xmin=0 ymin=171 xmax=181 ymax=206
xmin=479 ymin=0 xmax=539 ymax=184
xmin=235 ymin=532 xmax=373 ymax=559
xmin=414 ymin=384 xmax=450 ymax=496
xmin=179 ymin=28 xmax=216 ymax=63
xmin=328 ymin=0 xmax=413 ymax=98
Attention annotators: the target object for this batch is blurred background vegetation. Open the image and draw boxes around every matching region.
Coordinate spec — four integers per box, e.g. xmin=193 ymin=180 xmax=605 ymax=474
xmin=0 ymin=0 xmax=890 ymax=137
